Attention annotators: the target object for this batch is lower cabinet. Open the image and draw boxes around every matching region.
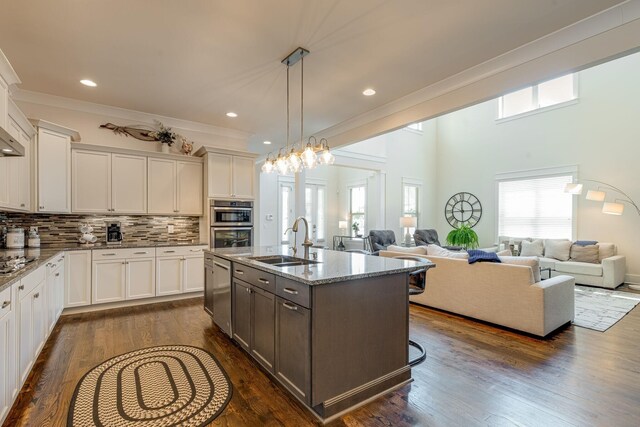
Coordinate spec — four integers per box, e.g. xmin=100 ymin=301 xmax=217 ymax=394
xmin=0 ymin=287 xmax=17 ymax=425
xmin=232 ymin=279 xmax=251 ymax=351
xmin=125 ymin=258 xmax=156 ymax=300
xmin=275 ymin=296 xmax=311 ymax=403
xmin=65 ymin=250 xmax=92 ymax=308
xmin=92 ymin=259 xmax=127 ymax=304
xmin=46 ymin=254 xmax=65 ymax=334
xmin=156 ymin=257 xmax=183 ymax=296
xmin=18 ymin=281 xmax=46 ymax=385
xmin=156 ymin=247 xmax=205 ymax=296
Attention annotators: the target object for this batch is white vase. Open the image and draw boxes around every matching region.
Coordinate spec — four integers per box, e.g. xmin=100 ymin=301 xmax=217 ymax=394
xmin=160 ymin=144 xmax=170 ymax=154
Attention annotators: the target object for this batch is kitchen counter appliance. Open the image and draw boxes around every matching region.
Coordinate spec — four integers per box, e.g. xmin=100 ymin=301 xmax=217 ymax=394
xmin=106 ymin=222 xmax=123 ymax=245
xmin=210 ymin=200 xmax=253 ymax=248
xmin=204 ymin=254 xmax=232 ymax=336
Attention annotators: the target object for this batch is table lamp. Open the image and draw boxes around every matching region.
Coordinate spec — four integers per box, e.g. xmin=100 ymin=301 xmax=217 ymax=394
xmin=338 ymin=221 xmax=348 ymax=250
xmin=399 ymin=216 xmax=417 ymax=246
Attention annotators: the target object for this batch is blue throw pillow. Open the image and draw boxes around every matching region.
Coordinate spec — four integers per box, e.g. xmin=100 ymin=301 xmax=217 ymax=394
xmin=467 ymin=249 xmax=502 ymax=264
xmin=575 ymin=240 xmax=598 ymax=246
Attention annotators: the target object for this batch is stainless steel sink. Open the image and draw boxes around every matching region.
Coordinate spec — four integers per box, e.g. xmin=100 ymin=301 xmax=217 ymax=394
xmin=248 ymin=255 xmax=321 ymax=267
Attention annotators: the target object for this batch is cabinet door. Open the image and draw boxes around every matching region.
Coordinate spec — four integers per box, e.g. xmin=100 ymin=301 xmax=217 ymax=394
xmin=38 ymin=129 xmax=71 ymax=213
xmin=148 ymin=158 xmax=177 ymax=214
xmin=232 ymin=156 xmax=255 ymax=199
xmin=275 ymin=297 xmax=311 ymax=404
xmin=177 ymin=161 xmax=203 ymax=215
xmin=31 ymin=283 xmax=46 ymax=358
xmin=72 ymin=150 xmax=111 ymax=213
xmin=18 ymin=288 xmax=34 ymax=385
xmin=207 ymin=153 xmax=232 ymax=198
xmin=0 ymin=309 xmax=17 ymax=423
xmin=18 ymin=131 xmax=31 ymax=211
xmin=126 ymin=258 xmax=156 ymax=300
xmin=46 ymin=273 xmax=56 ymax=334
xmin=183 ymin=255 xmax=204 ymax=293
xmin=251 ymin=286 xmax=275 ymax=373
xmin=6 ymin=118 xmax=25 ymax=210
xmin=0 ymin=76 xmax=7 ymax=130
xmin=65 ymin=251 xmax=92 ymax=308
xmin=92 ymin=260 xmax=126 ymax=304
xmin=54 ymin=264 xmax=65 ymax=319
xmin=232 ymin=280 xmax=251 ymax=352
xmin=156 ymin=257 xmax=183 ymax=296
xmin=112 ymin=154 xmax=147 ymax=214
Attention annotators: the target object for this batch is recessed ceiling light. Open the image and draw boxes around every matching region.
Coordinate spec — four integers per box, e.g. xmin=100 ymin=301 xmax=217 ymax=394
xmin=2 ymin=148 xmax=13 ymax=153
xmin=226 ymin=112 xmax=238 ymax=118
xmin=362 ymin=88 xmax=376 ymax=96
xmin=80 ymin=79 xmax=97 ymax=87
xmin=263 ymin=141 xmax=272 ymax=145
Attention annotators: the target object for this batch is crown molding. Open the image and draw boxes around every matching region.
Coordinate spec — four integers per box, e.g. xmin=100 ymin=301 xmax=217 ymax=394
xmin=0 ymin=49 xmax=21 ymax=87
xmin=315 ymin=0 xmax=640 ymax=146
xmin=30 ymin=119 xmax=81 ymax=141
xmin=12 ymin=89 xmax=252 ymax=141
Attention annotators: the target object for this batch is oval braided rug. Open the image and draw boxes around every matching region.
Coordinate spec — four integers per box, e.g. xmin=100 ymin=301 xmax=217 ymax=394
xmin=68 ymin=345 xmax=232 ymax=427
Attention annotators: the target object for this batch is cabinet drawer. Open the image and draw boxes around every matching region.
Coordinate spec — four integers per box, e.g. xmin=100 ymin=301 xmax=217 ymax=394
xmin=0 ymin=286 xmax=12 ymax=318
xmin=232 ymin=264 xmax=275 ymax=293
xmin=156 ymin=246 xmax=206 ymax=258
xmin=19 ymin=264 xmax=46 ymax=299
xmin=276 ymin=277 xmax=310 ymax=309
xmin=46 ymin=252 xmax=66 ymax=274
xmin=93 ymin=248 xmax=154 ymax=260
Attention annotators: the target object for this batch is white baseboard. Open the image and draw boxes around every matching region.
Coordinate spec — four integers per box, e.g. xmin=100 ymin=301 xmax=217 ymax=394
xmin=625 ymin=274 xmax=640 ymax=285
xmin=62 ymin=292 xmax=203 ymax=315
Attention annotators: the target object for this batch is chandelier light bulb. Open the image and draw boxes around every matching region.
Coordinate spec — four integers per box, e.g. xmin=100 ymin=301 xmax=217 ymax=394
xmin=301 ymin=144 xmax=317 ymax=169
xmin=275 ymin=155 xmax=289 ymax=175
xmin=261 ymin=158 xmax=275 ymax=173
xmin=287 ymin=150 xmax=303 ymax=173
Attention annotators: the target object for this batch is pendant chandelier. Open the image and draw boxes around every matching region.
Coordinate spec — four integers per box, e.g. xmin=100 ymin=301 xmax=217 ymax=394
xmin=261 ymin=47 xmax=334 ymax=175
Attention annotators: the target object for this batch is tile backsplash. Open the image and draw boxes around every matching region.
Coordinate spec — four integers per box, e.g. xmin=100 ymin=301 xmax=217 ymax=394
xmin=0 ymin=213 xmax=202 ymax=246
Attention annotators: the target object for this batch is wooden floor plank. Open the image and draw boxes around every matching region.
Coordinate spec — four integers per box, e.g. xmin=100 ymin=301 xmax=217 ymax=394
xmin=4 ymin=296 xmax=640 ymax=427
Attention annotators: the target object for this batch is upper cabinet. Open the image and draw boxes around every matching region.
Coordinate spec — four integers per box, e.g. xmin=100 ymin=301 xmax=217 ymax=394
xmin=33 ymin=120 xmax=80 ymax=213
xmin=195 ymin=147 xmax=256 ymax=200
xmin=148 ymin=157 xmax=202 ymax=215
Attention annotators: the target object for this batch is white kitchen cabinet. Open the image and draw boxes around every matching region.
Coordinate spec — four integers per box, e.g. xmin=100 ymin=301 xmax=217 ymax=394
xmin=183 ymin=256 xmax=205 ymax=292
xmin=112 ymin=153 xmax=147 ymax=214
xmin=177 ymin=161 xmax=203 ymax=215
xmin=148 ymin=158 xmax=177 ymax=214
xmin=0 ymin=112 xmax=32 ymax=212
xmin=45 ymin=254 xmax=65 ymax=334
xmin=65 ymin=250 xmax=92 ymax=308
xmin=0 ymin=76 xmax=7 ymax=131
xmin=17 ymin=280 xmax=45 ymax=385
xmin=156 ymin=257 xmax=183 ymax=296
xmin=37 ymin=128 xmax=71 ymax=213
xmin=0 ymin=286 xmax=17 ymax=425
xmin=92 ymin=259 xmax=127 ymax=304
xmin=72 ymin=150 xmax=111 ymax=213
xmin=126 ymin=257 xmax=156 ymax=300
xmin=156 ymin=246 xmax=205 ymax=295
xmin=204 ymin=150 xmax=255 ymax=200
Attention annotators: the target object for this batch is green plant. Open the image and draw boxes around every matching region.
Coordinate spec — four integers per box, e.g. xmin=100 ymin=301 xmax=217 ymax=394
xmin=352 ymin=222 xmax=360 ymax=235
xmin=446 ymin=224 xmax=479 ymax=249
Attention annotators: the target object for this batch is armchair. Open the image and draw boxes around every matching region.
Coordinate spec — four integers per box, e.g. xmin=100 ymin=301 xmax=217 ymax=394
xmin=413 ymin=229 xmax=462 ymax=251
xmin=368 ymin=230 xmax=397 ymax=253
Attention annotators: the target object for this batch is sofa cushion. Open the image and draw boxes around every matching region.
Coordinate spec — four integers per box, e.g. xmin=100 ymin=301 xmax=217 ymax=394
xmin=467 ymin=250 xmax=501 ymax=264
xmin=386 ymin=245 xmax=428 ymax=255
xmin=499 ymin=256 xmax=541 ymax=283
xmin=555 ymin=261 xmax=603 ymax=277
xmin=538 ymin=257 xmax=557 ymax=270
xmin=520 ymin=239 xmax=544 ymax=257
xmin=496 ymin=249 xmax=512 ymax=256
xmin=426 ymin=244 xmax=468 ymax=259
xmin=597 ymin=243 xmax=616 ymax=261
xmin=544 ymin=239 xmax=572 ymax=261
xmin=569 ymin=244 xmax=599 ymax=264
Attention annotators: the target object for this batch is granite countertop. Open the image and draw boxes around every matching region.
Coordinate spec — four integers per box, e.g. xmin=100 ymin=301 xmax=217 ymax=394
xmin=0 ymin=241 xmax=209 ymax=293
xmin=207 ymin=246 xmax=434 ymax=286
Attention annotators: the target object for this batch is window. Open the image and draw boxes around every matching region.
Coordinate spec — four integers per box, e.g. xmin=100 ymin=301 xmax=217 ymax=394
xmin=498 ymin=73 xmax=577 ymax=119
xmin=279 ymin=182 xmax=294 ymax=244
xmin=497 ymin=174 xmax=574 ymax=239
xmin=349 ymin=185 xmax=366 ymax=236
xmin=402 ymin=181 xmax=421 ymax=236
xmin=305 ymin=184 xmax=326 ymax=242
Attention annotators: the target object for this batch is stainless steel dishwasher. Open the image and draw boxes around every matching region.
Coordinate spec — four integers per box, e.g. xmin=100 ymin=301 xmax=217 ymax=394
xmin=204 ymin=254 xmax=232 ymax=336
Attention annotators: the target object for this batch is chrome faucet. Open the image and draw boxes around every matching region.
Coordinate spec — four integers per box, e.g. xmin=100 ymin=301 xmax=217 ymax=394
xmin=284 ymin=216 xmax=314 ymax=259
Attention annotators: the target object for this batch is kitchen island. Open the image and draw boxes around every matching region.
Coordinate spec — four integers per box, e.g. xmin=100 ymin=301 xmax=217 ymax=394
xmin=205 ymin=246 xmax=434 ymax=423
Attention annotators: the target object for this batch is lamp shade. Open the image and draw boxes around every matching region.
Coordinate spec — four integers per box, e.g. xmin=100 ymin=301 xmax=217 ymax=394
xmin=602 ymin=202 xmax=624 ymax=215
xmin=564 ymin=183 xmax=583 ymax=194
xmin=399 ymin=216 xmax=417 ymax=228
xmin=586 ymin=190 xmax=606 ymax=201
xmin=338 ymin=220 xmax=348 ymax=229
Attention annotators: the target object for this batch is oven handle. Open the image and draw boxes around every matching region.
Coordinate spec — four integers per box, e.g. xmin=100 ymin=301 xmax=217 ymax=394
xmin=211 ymin=227 xmax=254 ymax=231
xmin=211 ymin=222 xmax=253 ymax=227
xmin=212 ymin=207 xmax=253 ymax=211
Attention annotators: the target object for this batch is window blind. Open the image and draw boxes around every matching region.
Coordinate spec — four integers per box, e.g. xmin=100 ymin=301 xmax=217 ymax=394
xmin=497 ymin=175 xmax=573 ymax=239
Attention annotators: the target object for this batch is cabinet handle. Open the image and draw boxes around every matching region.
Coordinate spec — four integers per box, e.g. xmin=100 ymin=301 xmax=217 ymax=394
xmin=164 ymin=250 xmax=176 ymax=253
xmin=283 ymin=287 xmax=298 ymax=295
xmin=102 ymin=253 xmax=117 ymax=256
xmin=234 ymin=269 xmax=244 ymax=275
xmin=122 ymin=262 xmax=126 ymax=265
xmin=58 ymin=257 xmax=64 ymax=262
xmin=190 ymin=249 xmax=202 ymax=252
xmin=55 ymin=273 xmax=60 ymax=277
xmin=134 ymin=251 xmax=148 ymax=255
xmin=245 ymin=287 xmax=251 ymax=293
xmin=39 ymin=206 xmax=44 ymax=209
xmin=1 ymin=301 xmax=9 ymax=309
xmin=258 ymin=278 xmax=270 ymax=285
xmin=34 ymin=293 xmax=40 ymax=299
xmin=20 ymin=203 xmax=25 ymax=207
xmin=18 ymin=285 xmax=24 ymax=291
xmin=282 ymin=301 xmax=298 ymax=311
xmin=50 ymin=264 xmax=57 ymax=269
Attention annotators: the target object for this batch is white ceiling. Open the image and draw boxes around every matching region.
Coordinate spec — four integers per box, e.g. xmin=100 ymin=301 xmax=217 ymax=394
xmin=0 ymin=0 xmax=624 ymax=153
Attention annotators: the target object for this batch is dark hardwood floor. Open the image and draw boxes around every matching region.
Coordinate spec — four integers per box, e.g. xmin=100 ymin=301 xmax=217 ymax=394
xmin=4 ymin=296 xmax=640 ymax=426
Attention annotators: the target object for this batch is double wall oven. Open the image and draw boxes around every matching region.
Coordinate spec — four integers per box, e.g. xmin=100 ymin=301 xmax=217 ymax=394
xmin=210 ymin=200 xmax=253 ymax=248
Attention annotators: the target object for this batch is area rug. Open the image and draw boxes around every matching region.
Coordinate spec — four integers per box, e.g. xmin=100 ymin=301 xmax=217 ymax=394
xmin=574 ymin=286 xmax=640 ymax=332
xmin=68 ymin=345 xmax=232 ymax=427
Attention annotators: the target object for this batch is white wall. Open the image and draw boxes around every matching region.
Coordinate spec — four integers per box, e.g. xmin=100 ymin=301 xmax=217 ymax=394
xmin=435 ymin=52 xmax=640 ymax=282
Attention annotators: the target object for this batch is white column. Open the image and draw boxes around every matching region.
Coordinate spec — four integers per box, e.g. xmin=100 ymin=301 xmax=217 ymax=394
xmin=294 ymin=169 xmax=306 ymax=254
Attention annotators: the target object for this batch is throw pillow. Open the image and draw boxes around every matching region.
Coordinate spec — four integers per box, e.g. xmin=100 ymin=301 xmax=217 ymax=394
xmin=569 ymin=244 xmax=599 ymax=264
xmin=574 ymin=240 xmax=598 ymax=246
xmin=426 ymin=244 xmax=469 ymax=259
xmin=499 ymin=256 xmax=541 ymax=283
xmin=544 ymin=239 xmax=572 ymax=261
xmin=467 ymin=250 xmax=501 ymax=264
xmin=496 ymin=249 xmax=512 ymax=256
xmin=386 ymin=245 xmax=428 ymax=255
xmin=520 ymin=239 xmax=544 ymax=257
xmin=597 ymin=243 xmax=616 ymax=261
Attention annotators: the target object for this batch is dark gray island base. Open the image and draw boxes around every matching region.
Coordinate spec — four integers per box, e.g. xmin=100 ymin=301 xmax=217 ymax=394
xmin=204 ymin=246 xmax=433 ymax=423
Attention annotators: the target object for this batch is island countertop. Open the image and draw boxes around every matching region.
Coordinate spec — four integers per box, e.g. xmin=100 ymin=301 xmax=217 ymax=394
xmin=207 ymin=246 xmax=433 ymax=286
